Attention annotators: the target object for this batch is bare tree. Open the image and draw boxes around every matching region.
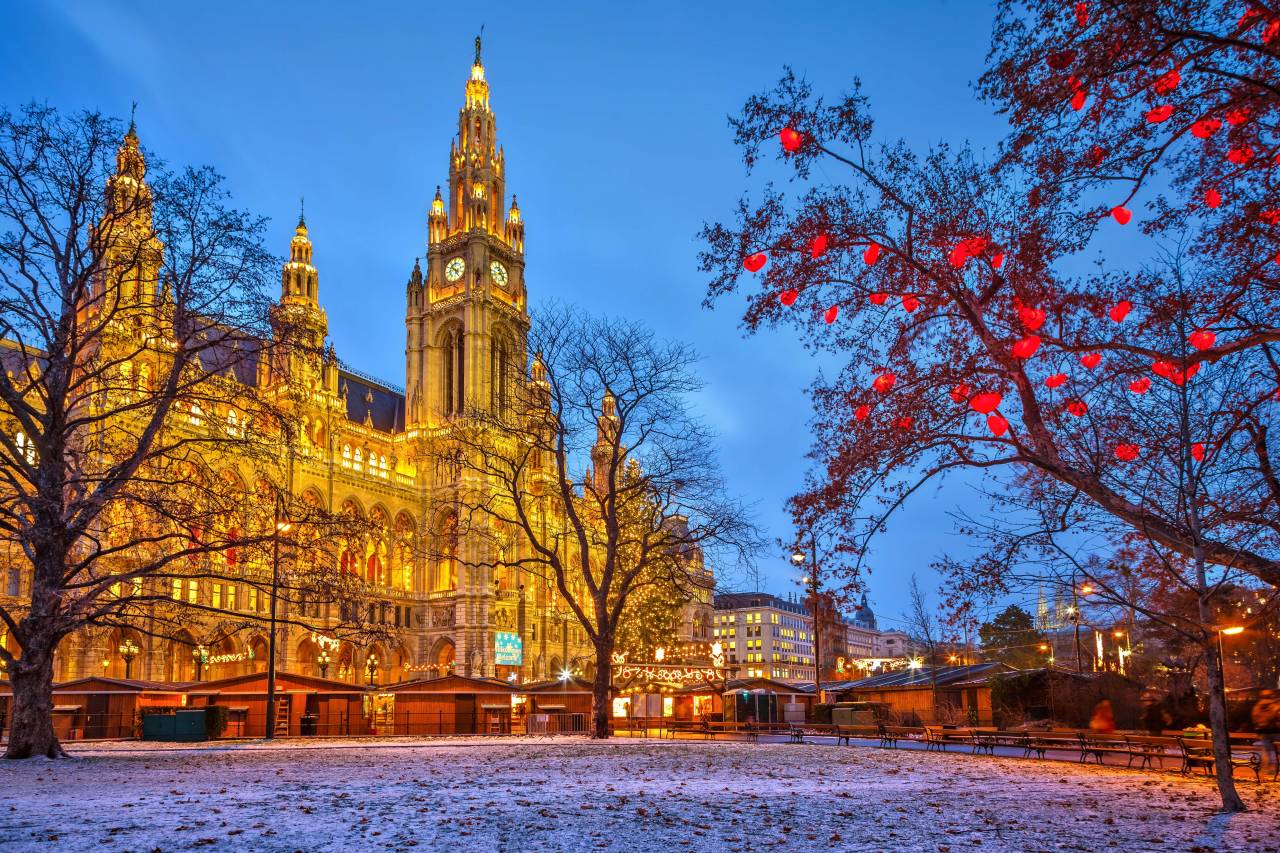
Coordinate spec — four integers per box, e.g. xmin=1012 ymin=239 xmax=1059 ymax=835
xmin=442 ymin=306 xmax=759 ymax=738
xmin=0 ymin=106 xmax=372 ymax=759
xmin=900 ymin=573 xmax=947 ymax=722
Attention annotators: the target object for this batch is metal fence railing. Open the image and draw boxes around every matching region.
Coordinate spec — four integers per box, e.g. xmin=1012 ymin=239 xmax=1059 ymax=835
xmin=0 ymin=709 xmax=599 ymax=742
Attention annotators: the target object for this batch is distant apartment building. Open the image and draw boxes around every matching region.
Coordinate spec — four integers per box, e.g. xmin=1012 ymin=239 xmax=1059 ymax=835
xmin=712 ymin=592 xmax=816 ymax=682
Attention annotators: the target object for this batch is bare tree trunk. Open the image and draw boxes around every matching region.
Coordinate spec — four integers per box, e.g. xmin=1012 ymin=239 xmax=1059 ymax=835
xmin=1194 ymin=550 xmax=1245 ymax=812
xmin=591 ymin=639 xmax=613 ymax=740
xmin=4 ymin=635 xmax=64 ymax=759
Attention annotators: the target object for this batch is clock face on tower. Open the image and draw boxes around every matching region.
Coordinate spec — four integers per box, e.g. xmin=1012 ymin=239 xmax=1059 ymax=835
xmin=489 ymin=260 xmax=509 ymax=287
xmin=445 ymin=257 xmax=466 ymax=282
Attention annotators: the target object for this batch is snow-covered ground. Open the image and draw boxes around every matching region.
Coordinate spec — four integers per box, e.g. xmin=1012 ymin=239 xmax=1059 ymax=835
xmin=1 ymin=737 xmax=1277 ymax=851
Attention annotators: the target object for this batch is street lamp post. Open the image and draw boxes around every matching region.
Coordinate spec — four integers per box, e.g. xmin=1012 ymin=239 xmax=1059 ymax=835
xmin=192 ymin=644 xmax=207 ymax=682
xmin=1218 ymin=626 xmax=1244 ymax=691
xmin=118 ymin=638 xmax=139 ymax=680
xmin=265 ymin=496 xmax=292 ymax=741
xmin=318 ymin=649 xmax=330 ymax=680
xmin=366 ymin=654 xmax=379 ymax=687
xmin=791 ymin=538 xmax=822 ymax=703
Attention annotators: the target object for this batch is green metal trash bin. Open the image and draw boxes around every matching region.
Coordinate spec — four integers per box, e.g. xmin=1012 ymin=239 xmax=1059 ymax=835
xmin=172 ymin=709 xmax=209 ymax=742
xmin=141 ymin=712 xmax=177 ymax=741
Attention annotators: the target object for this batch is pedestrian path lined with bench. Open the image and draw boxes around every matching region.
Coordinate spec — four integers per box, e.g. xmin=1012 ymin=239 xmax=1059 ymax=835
xmin=615 ymin=719 xmax=1277 ymax=783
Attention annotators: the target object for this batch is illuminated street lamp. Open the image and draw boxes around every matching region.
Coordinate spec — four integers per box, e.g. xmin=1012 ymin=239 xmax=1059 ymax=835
xmin=366 ymin=654 xmax=379 ymax=687
xmin=265 ymin=496 xmax=292 ymax=741
xmin=317 ymin=649 xmax=331 ymax=680
xmin=191 ymin=644 xmax=208 ymax=681
xmin=118 ymin=638 xmax=140 ymax=679
xmin=1217 ymin=626 xmax=1245 ymax=691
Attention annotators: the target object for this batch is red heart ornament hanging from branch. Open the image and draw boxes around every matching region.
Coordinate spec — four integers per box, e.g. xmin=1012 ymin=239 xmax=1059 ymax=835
xmin=1046 ymin=50 xmax=1076 ymax=71
xmin=1080 ymin=352 xmax=1102 ymax=369
xmin=1071 ymin=89 xmax=1088 ymax=111
xmin=1152 ymin=68 xmax=1181 ymax=95
xmin=1190 ymin=118 xmax=1221 ymax=138
xmin=1012 ymin=335 xmax=1042 ymax=359
xmin=873 ymin=373 xmax=896 ymax=393
xmin=1067 ymin=399 xmax=1089 ymax=417
xmin=970 ymin=392 xmax=1002 ymax=415
xmin=1111 ymin=206 xmax=1132 ymax=225
xmin=1145 ymin=105 xmax=1174 ymax=123
xmin=1045 ymin=373 xmax=1068 ymax=389
xmin=1191 ymin=442 xmax=1205 ymax=461
xmin=1227 ymin=147 xmax=1254 ymax=165
xmin=1226 ymin=107 xmax=1251 ymax=126
xmin=1109 ymin=300 xmax=1132 ymax=322
xmin=895 ymin=416 xmax=913 ymax=431
xmin=1189 ymin=329 xmax=1216 ymax=351
xmin=744 ymin=252 xmax=767 ymax=272
xmin=863 ymin=242 xmax=881 ymax=265
xmin=1114 ymin=443 xmax=1140 ymax=462
xmin=810 ymin=234 xmax=829 ymax=259
xmin=780 ymin=127 xmax=804 ymax=153
xmin=780 ymin=289 xmax=799 ymax=306
xmin=824 ymin=305 xmax=840 ymax=324
xmin=1203 ymin=187 xmax=1222 ymax=208
xmin=950 ymin=383 xmax=971 ymax=404
xmin=869 ymin=292 xmax=888 ymax=305
xmin=1019 ymin=306 xmax=1046 ymax=331
xmin=987 ymin=414 xmax=1009 ymax=437
xmin=992 ymin=252 xmax=1005 ymax=269
xmin=902 ymin=294 xmax=920 ymax=313
xmin=854 ymin=404 xmax=870 ymax=422
xmin=1129 ymin=377 xmax=1151 ymax=394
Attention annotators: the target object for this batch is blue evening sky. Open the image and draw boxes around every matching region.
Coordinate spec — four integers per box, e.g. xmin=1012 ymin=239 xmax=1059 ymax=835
xmin=2 ymin=0 xmax=1052 ymax=627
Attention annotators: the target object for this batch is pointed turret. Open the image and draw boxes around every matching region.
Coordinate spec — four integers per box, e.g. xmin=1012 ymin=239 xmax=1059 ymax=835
xmin=448 ymin=31 xmax=505 ymax=238
xmin=281 ymin=203 xmax=319 ymax=306
xmin=270 ymin=203 xmax=328 ymax=389
xmin=89 ymin=115 xmax=163 ymax=326
xmin=428 ymin=186 xmax=447 ymax=245
xmin=504 ymin=195 xmax=524 ymax=253
xmin=590 ymin=392 xmax=621 ymax=493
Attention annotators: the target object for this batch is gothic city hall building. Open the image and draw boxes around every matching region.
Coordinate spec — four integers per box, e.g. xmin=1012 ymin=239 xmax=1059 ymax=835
xmin=3 ymin=42 xmax=638 ymax=688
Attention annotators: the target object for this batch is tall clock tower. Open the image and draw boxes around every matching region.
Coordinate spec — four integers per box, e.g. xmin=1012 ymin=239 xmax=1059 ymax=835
xmin=405 ymin=36 xmax=529 ymax=429
xmin=406 ymin=37 xmax=531 ymax=678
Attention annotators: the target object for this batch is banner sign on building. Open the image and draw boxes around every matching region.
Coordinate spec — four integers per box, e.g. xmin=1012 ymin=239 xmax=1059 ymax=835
xmin=495 ymin=631 xmax=523 ymax=666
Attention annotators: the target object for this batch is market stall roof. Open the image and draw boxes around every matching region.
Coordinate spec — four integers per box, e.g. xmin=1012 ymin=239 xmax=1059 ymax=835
xmin=378 ymin=674 xmax=517 ymax=694
xmin=0 ymin=676 xmax=190 ymax=694
xmin=519 ymin=676 xmax=595 ymax=694
xmin=841 ymin=663 xmax=1007 ymax=690
xmin=185 ymin=670 xmax=368 ymax=695
xmin=674 ymin=677 xmax=815 ymax=695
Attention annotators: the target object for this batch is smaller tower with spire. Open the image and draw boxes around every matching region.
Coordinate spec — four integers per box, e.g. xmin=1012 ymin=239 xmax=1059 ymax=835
xmin=270 ymin=204 xmax=329 ymax=391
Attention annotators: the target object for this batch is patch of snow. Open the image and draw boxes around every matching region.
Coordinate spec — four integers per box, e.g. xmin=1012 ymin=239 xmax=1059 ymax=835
xmin=0 ymin=738 xmax=1276 ymax=851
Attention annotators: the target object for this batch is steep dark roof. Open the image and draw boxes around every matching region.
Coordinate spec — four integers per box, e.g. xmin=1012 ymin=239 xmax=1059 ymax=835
xmin=196 ymin=330 xmax=261 ymax=387
xmin=842 ymin=662 xmax=1007 ymax=690
xmin=338 ymin=369 xmax=405 ymax=433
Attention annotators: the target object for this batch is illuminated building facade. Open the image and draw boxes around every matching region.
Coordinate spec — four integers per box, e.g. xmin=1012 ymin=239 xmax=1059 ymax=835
xmin=2 ymin=39 xmax=612 ymax=687
xmin=712 ymin=592 xmax=816 ymax=682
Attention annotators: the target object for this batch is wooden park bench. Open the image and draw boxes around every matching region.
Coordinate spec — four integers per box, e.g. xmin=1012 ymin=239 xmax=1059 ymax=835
xmin=969 ymin=727 xmax=1001 ymax=755
xmin=879 ymin=724 xmax=921 ymax=749
xmin=1121 ymin=735 xmax=1180 ymax=770
xmin=922 ymin=726 xmax=948 ymax=752
xmin=1078 ymin=732 xmax=1132 ymax=765
xmin=1022 ymin=730 xmax=1081 ymax=760
xmin=834 ymin=724 xmax=879 ymax=746
xmin=1179 ymin=736 xmax=1262 ymax=783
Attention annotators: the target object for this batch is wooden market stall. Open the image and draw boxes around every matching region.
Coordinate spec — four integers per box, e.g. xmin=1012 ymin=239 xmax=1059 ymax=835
xmin=183 ymin=670 xmax=368 ymax=737
xmin=378 ymin=674 xmax=517 ymax=736
xmin=834 ymin=663 xmax=1008 ymax=726
xmin=0 ymin=676 xmax=187 ymax=742
xmin=518 ymin=676 xmax=595 ymax=733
